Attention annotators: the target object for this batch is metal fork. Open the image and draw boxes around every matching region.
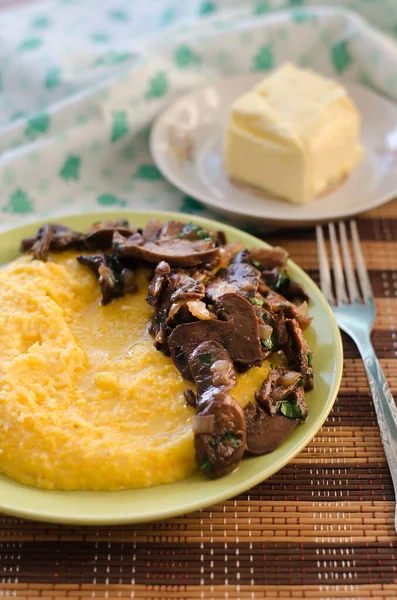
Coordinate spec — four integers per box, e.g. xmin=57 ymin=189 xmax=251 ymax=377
xmin=316 ymin=220 xmax=397 ymax=534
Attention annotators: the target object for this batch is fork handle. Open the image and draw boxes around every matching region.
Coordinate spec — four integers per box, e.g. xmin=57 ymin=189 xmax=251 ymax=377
xmin=357 ymin=337 xmax=397 ymax=532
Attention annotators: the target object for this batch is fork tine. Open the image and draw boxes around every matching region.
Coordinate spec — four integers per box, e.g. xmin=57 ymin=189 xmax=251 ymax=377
xmin=339 ymin=221 xmax=361 ymax=303
xmin=350 ymin=220 xmax=374 ymax=301
xmin=328 ymin=222 xmax=349 ymax=305
xmin=316 ymin=225 xmax=334 ymax=304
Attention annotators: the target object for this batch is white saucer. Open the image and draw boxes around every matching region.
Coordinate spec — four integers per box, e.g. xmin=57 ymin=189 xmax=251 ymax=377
xmin=150 ymin=74 xmax=397 ymax=227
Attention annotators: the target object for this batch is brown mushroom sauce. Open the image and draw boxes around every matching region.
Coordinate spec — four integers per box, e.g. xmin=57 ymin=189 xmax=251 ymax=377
xmin=21 ymin=218 xmax=314 ymax=479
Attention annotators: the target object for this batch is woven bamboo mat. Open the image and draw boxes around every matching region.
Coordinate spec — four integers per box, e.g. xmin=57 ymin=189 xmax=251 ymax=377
xmin=1 ymin=203 xmax=397 ymax=600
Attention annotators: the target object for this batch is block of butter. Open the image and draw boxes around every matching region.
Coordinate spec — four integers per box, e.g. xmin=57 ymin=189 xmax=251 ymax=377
xmin=224 ymin=63 xmax=364 ymax=204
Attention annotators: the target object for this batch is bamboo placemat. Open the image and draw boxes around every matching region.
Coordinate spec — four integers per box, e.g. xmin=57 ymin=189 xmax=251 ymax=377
xmin=1 ymin=203 xmax=397 ymax=600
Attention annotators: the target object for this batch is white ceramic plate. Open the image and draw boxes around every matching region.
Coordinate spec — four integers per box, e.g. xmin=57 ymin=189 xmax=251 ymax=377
xmin=150 ymin=74 xmax=397 ymax=227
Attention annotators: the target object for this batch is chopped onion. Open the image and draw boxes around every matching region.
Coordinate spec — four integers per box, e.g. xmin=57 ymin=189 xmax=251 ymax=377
xmin=192 ymin=414 xmax=215 ymax=434
xmin=211 ymin=359 xmax=230 ymax=374
xmin=279 ymin=371 xmax=301 ymax=388
xmin=258 ymin=322 xmax=273 ymax=341
xmin=211 ymin=283 xmax=238 ymax=300
xmin=168 ymin=301 xmax=184 ymax=320
xmin=218 ymin=242 xmax=245 ymax=268
xmin=154 ymin=328 xmax=165 ymax=345
xmin=295 ymin=301 xmax=308 ymax=316
xmin=240 ymin=280 xmax=256 ymax=290
xmin=187 ymin=300 xmax=215 ymax=320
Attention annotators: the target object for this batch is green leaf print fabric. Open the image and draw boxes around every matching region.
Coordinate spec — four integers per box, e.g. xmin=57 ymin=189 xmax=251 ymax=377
xmin=0 ymin=0 xmax=397 ymax=227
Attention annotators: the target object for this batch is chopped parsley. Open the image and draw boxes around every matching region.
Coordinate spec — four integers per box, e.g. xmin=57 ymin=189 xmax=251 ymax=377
xmin=178 ymin=222 xmax=212 ymax=241
xmin=208 ymin=431 xmax=241 ymax=450
xmin=279 ymin=398 xmax=303 ymax=419
xmin=275 ymin=268 xmax=290 ymax=290
xmin=251 ymin=260 xmax=262 ymax=269
xmin=251 ymin=297 xmax=264 ymax=306
xmin=198 ymin=352 xmax=212 ymax=367
xmin=198 ymin=230 xmax=212 ymax=241
xmin=222 ymin=431 xmax=241 ymax=447
xmin=307 ymin=352 xmax=313 ymax=367
xmin=298 ymin=377 xmax=304 ymax=387
xmin=261 ymin=337 xmax=274 ymax=351
xmin=200 ymin=459 xmax=213 ymax=471
xmin=270 ymin=363 xmax=275 ymax=369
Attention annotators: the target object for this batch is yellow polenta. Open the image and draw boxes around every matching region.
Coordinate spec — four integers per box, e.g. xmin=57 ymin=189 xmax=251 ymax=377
xmin=0 ymin=252 xmax=270 ymax=491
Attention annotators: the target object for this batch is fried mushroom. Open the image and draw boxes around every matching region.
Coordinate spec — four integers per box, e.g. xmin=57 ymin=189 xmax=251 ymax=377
xmin=77 ymin=254 xmax=137 ymax=305
xmin=22 ymin=223 xmax=85 ymax=261
xmin=255 ymin=367 xmax=302 ymax=415
xmin=205 ymin=263 xmax=259 ymax=302
xmin=245 ymin=401 xmax=299 ymax=455
xmin=194 ymin=391 xmax=246 ymax=479
xmin=282 ymin=319 xmax=314 ymax=390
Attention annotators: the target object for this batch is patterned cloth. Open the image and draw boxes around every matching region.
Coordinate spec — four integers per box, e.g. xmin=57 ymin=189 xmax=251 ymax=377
xmin=0 ymin=0 xmax=397 ymax=228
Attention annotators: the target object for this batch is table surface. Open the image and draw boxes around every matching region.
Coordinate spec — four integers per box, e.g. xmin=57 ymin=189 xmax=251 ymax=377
xmin=0 ymin=200 xmax=396 ymax=599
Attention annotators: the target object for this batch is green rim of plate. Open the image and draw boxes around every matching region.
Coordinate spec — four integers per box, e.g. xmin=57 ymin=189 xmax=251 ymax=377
xmin=0 ymin=210 xmax=343 ymax=524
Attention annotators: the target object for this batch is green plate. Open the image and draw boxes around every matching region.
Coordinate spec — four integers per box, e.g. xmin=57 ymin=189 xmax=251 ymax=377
xmin=0 ymin=210 xmax=343 ymax=524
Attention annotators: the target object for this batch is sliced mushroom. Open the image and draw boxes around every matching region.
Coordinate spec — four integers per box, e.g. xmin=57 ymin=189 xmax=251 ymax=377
xmin=168 ymin=293 xmax=262 ymax=379
xmin=188 ymin=341 xmax=236 ymax=396
xmin=261 ymin=285 xmax=313 ymax=331
xmin=279 ymin=279 xmax=310 ymax=304
xmin=249 ymin=246 xmax=288 ymax=270
xmin=205 ymin=263 xmax=259 ymax=302
xmin=29 ymin=224 xmax=54 ymax=262
xmin=146 ymin=261 xmax=171 ymax=307
xmin=142 ymin=219 xmax=163 ymax=243
xmin=77 ymin=254 xmax=136 ymax=305
xmin=195 ymin=391 xmax=246 ymax=479
xmin=98 ymin=263 xmax=123 ymax=305
xmin=120 ymin=267 xmax=138 ymax=295
xmin=282 ymin=319 xmax=314 ymax=390
xmin=159 ymin=220 xmax=185 ymax=240
xmin=168 ymin=320 xmax=231 ymax=380
xmin=85 ymin=220 xmax=136 ymax=250
xmin=214 ymin=230 xmax=227 ymax=246
xmin=113 ymin=219 xmax=224 ymax=268
xmin=177 ymin=221 xmax=224 ymax=245
xmin=216 ymin=294 xmax=263 ymax=368
xmin=245 ymin=401 xmax=298 ymax=455
xmin=116 ymin=237 xmax=220 ymax=268
xmin=255 ymin=367 xmax=301 ymax=415
xmin=22 ymin=223 xmax=85 ymax=260
xmin=170 ymin=275 xmax=205 ymax=304
xmin=261 ymin=265 xmax=310 ymax=305
xmin=289 ymin=386 xmax=309 ymax=421
xmin=77 ymin=254 xmax=104 ymax=275
xmin=147 ymin=270 xmax=205 ymax=351
xmin=272 ymin=312 xmax=289 ymax=347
